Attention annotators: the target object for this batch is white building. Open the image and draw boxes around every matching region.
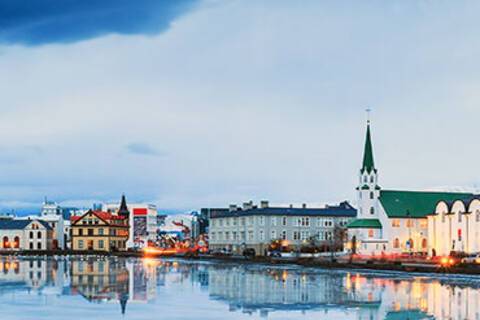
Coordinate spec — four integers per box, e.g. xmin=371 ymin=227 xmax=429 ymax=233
xmin=103 ymin=200 xmax=158 ymax=248
xmin=209 ymin=201 xmax=356 ymax=256
xmin=0 ymin=219 xmax=53 ymax=251
xmin=347 ymin=122 xmax=473 ymax=256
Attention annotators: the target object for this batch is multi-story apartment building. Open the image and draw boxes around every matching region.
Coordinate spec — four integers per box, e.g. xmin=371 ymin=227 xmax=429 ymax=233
xmin=70 ymin=209 xmax=129 ymax=252
xmin=208 ymin=201 xmax=356 ymax=256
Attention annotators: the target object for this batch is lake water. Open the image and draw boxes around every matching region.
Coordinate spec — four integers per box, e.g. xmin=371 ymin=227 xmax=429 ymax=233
xmin=0 ymin=257 xmax=479 ymax=320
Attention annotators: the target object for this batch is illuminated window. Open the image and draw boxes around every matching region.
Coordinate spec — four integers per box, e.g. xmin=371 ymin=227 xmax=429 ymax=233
xmin=421 ymin=238 xmax=427 ymax=249
xmin=419 ymin=219 xmax=428 ymax=228
xmin=368 ymin=229 xmax=374 ymax=238
xmin=393 ymin=238 xmax=400 ymax=248
xmin=392 ymin=219 xmax=400 ymax=227
xmin=406 ymin=219 xmax=414 ymax=228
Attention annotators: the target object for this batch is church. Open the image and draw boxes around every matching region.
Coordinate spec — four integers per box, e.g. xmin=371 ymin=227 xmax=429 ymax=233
xmin=347 ymin=122 xmax=475 ymax=257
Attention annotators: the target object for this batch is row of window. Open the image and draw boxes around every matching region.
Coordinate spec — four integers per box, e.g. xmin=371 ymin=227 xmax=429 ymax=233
xmin=211 ymin=230 xmax=335 ymax=242
xmin=439 ymin=211 xmax=480 ymax=223
xmin=211 ymin=216 xmax=348 ymax=228
xmin=391 ymin=219 xmax=428 ymax=228
xmin=76 ymin=228 xmax=106 ymax=236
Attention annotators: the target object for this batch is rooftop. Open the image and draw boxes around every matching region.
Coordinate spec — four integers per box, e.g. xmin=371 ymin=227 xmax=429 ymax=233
xmin=209 ymin=201 xmax=357 ymax=219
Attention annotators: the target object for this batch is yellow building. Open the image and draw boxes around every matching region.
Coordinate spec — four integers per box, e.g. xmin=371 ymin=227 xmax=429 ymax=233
xmin=71 ymin=210 xmax=129 ymax=252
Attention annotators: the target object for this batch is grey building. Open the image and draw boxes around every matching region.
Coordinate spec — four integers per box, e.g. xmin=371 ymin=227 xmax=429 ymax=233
xmin=208 ymin=201 xmax=357 ymax=256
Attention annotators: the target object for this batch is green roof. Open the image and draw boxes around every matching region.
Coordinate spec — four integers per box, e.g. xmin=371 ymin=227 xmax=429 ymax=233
xmin=361 ymin=124 xmax=375 ymax=173
xmin=347 ymin=218 xmax=382 ymax=229
xmin=379 ymin=190 xmax=474 ymax=218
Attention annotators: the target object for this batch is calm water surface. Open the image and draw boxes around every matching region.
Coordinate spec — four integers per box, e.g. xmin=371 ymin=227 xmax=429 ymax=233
xmin=0 ymin=256 xmax=479 ymax=320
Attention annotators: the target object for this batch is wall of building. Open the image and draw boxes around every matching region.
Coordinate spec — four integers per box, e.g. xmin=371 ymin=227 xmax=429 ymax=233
xmin=209 ymin=214 xmax=353 ymax=256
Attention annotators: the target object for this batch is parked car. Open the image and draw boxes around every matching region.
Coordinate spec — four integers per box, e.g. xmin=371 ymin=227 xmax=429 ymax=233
xmin=242 ymin=248 xmax=256 ymax=257
xmin=461 ymin=253 xmax=480 ymax=264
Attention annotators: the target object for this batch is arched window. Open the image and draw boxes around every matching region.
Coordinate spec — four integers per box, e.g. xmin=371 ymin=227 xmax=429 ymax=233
xmin=408 ymin=238 xmax=414 ymax=249
xmin=37 ymin=231 xmax=42 ymax=239
xmin=370 ymin=207 xmax=375 ymax=215
xmin=421 ymin=238 xmax=427 ymax=249
xmin=393 ymin=238 xmax=400 ymax=248
xmin=13 ymin=236 xmax=20 ymax=249
xmin=370 ymin=192 xmax=374 ymax=199
xmin=2 ymin=236 xmax=9 ymax=249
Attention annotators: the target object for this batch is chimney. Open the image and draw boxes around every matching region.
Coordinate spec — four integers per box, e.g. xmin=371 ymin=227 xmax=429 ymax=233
xmin=289 ymin=204 xmax=293 ymax=208
xmin=260 ymin=200 xmax=269 ymax=209
xmin=229 ymin=204 xmax=237 ymax=212
xmin=302 ymin=203 xmax=307 ymax=209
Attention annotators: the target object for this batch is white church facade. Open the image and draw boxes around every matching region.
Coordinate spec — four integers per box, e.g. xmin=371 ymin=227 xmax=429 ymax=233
xmin=347 ymin=123 xmax=474 ymax=257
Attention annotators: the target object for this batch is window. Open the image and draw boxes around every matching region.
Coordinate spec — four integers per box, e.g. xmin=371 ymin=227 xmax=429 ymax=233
xmin=232 ymin=232 xmax=237 ymax=241
xmin=225 ymin=218 xmax=230 ymax=226
xmin=29 ymin=231 xmax=33 ymax=239
xmin=37 ymin=242 xmax=42 ymax=250
xmin=406 ymin=219 xmax=414 ymax=228
xmin=419 ymin=219 xmax=428 ymax=229
xmin=458 ymin=212 xmax=462 ymax=223
xmin=248 ymin=230 xmax=254 ymax=240
xmin=78 ymin=229 xmax=83 ymax=236
xmin=282 ymin=217 xmax=287 ymax=226
xmin=363 ymin=176 xmax=367 ymax=183
xmin=271 ymin=217 xmax=277 ymax=226
xmin=13 ymin=236 xmax=19 ymax=249
xmin=293 ymin=231 xmax=300 ymax=241
xmin=78 ymin=240 xmax=84 ymax=250
xmin=88 ymin=229 xmax=94 ymax=236
xmin=370 ymin=207 xmax=375 ymax=215
xmin=281 ymin=230 xmax=287 ymax=240
xmin=29 ymin=242 xmax=33 ymax=250
xmin=458 ymin=229 xmax=462 ymax=241
xmin=392 ymin=219 xmax=400 ymax=227
xmin=393 ymin=238 xmax=400 ymax=248
xmin=421 ymin=238 xmax=427 ymax=249
xmin=442 ymin=212 xmax=446 ymax=223
xmin=211 ymin=232 xmax=216 ymax=241
xmin=368 ymin=229 xmax=374 ymax=238
xmin=476 ymin=210 xmax=480 ymax=222
xmin=370 ymin=176 xmax=374 ymax=183
xmin=98 ymin=240 xmax=104 ymax=249
xmin=259 ymin=216 xmax=265 ymax=226
xmin=37 ymin=231 xmax=42 ymax=239
xmin=271 ymin=230 xmax=277 ymax=240
xmin=225 ymin=232 xmax=230 ymax=241
xmin=370 ymin=192 xmax=374 ymax=199
xmin=98 ymin=228 xmax=104 ymax=235
xmin=259 ymin=230 xmax=264 ymax=241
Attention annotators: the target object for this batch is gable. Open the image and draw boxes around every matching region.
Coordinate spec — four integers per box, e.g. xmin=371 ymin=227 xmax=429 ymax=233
xmin=379 ymin=190 xmax=474 ymax=218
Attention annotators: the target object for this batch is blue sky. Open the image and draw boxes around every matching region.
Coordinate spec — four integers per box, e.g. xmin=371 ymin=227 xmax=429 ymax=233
xmin=1 ymin=0 xmax=480 ymax=213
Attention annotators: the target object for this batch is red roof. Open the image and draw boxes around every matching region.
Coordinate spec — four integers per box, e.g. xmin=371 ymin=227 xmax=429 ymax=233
xmin=71 ymin=210 xmax=128 ymax=223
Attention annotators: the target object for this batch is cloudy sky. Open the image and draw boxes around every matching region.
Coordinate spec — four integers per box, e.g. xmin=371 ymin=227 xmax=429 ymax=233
xmin=1 ymin=0 xmax=480 ymax=213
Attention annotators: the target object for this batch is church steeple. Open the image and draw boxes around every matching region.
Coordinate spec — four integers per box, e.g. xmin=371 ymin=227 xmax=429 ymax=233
xmin=118 ymin=194 xmax=129 ymax=219
xmin=361 ymin=122 xmax=376 ymax=174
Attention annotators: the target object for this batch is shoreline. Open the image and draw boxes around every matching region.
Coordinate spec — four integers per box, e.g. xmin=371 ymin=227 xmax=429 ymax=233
xmin=3 ymin=250 xmax=480 ymax=276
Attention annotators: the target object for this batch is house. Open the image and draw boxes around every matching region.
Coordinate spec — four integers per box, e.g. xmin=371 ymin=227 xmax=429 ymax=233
xmin=346 ymin=121 xmax=473 ymax=256
xmin=71 ymin=209 xmax=129 ymax=252
xmin=0 ymin=219 xmax=53 ymax=251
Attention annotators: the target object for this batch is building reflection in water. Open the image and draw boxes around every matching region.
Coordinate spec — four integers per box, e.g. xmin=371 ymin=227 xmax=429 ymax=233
xmin=1 ymin=256 xmax=480 ymax=319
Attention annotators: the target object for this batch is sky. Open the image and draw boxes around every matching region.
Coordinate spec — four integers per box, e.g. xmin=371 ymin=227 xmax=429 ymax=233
xmin=1 ymin=0 xmax=480 ymax=213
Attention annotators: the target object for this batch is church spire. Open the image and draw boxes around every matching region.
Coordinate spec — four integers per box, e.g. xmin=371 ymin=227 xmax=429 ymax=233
xmin=118 ymin=194 xmax=129 ymax=219
xmin=361 ymin=121 xmax=375 ymax=174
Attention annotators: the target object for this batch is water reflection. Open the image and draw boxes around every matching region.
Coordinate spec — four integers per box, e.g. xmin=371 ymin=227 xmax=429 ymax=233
xmin=0 ymin=257 xmax=480 ymax=319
